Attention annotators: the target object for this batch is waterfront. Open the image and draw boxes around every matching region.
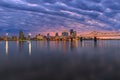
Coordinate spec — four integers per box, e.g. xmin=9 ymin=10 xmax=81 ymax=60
xmin=0 ymin=40 xmax=120 ymax=80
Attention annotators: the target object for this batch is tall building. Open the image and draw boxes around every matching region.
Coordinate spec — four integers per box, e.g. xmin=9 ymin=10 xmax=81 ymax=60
xmin=62 ymin=32 xmax=69 ymax=37
xmin=36 ymin=34 xmax=44 ymax=40
xmin=73 ymin=31 xmax=77 ymax=37
xmin=28 ymin=33 xmax=31 ymax=40
xmin=55 ymin=32 xmax=59 ymax=37
xmin=70 ymin=29 xmax=74 ymax=36
xmin=47 ymin=33 xmax=50 ymax=37
xmin=19 ymin=31 xmax=24 ymax=40
xmin=47 ymin=33 xmax=50 ymax=39
xmin=62 ymin=29 xmax=68 ymax=37
xmin=70 ymin=29 xmax=77 ymax=37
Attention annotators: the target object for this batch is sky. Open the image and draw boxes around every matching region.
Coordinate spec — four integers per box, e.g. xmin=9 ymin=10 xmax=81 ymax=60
xmin=0 ymin=0 xmax=120 ymax=36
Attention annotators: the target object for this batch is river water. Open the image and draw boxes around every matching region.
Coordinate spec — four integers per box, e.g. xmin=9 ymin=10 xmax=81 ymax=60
xmin=0 ymin=40 xmax=120 ymax=80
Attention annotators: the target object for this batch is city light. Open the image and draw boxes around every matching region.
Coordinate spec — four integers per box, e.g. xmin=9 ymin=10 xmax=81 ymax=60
xmin=0 ymin=30 xmax=120 ymax=41
xmin=29 ymin=33 xmax=31 ymax=36
xmin=6 ymin=33 xmax=8 ymax=36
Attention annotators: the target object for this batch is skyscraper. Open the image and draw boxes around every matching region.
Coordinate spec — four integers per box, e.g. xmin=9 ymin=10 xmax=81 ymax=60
xmin=73 ymin=31 xmax=77 ymax=37
xmin=55 ymin=32 xmax=59 ymax=37
xmin=70 ymin=29 xmax=74 ymax=36
xmin=62 ymin=32 xmax=69 ymax=37
xmin=19 ymin=31 xmax=24 ymax=40
xmin=70 ymin=29 xmax=77 ymax=37
xmin=62 ymin=29 xmax=69 ymax=37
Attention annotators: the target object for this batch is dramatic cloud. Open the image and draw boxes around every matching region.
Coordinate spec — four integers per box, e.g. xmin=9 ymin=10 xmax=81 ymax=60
xmin=0 ymin=0 xmax=120 ymax=35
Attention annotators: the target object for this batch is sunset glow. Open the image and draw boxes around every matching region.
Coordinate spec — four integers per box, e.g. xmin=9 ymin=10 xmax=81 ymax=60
xmin=0 ymin=0 xmax=120 ymax=35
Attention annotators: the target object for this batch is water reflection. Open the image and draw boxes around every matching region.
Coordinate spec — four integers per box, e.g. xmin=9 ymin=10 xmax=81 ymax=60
xmin=81 ymin=40 xmax=85 ymax=47
xmin=70 ymin=41 xmax=77 ymax=51
xmin=62 ymin=41 xmax=67 ymax=53
xmin=47 ymin=41 xmax=50 ymax=50
xmin=94 ymin=40 xmax=97 ymax=48
xmin=19 ymin=41 xmax=24 ymax=52
xmin=5 ymin=41 xmax=8 ymax=55
xmin=16 ymin=41 xmax=19 ymax=48
xmin=1 ymin=40 xmax=120 ymax=80
xmin=28 ymin=41 xmax=32 ymax=56
xmin=18 ymin=41 xmax=32 ymax=55
xmin=55 ymin=41 xmax=59 ymax=48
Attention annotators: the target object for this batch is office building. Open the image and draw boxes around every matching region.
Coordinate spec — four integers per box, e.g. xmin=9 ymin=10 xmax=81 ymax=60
xmin=70 ymin=29 xmax=74 ymax=36
xmin=55 ymin=32 xmax=59 ymax=37
xmin=19 ymin=31 xmax=25 ymax=40
xmin=62 ymin=31 xmax=69 ymax=37
xmin=36 ymin=34 xmax=44 ymax=40
xmin=70 ymin=29 xmax=77 ymax=37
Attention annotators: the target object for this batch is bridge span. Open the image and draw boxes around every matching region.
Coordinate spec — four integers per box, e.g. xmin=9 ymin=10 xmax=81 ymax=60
xmin=80 ymin=31 xmax=120 ymax=37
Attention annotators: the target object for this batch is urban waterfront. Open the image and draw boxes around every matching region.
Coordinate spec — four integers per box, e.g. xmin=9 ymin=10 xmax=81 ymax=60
xmin=0 ymin=40 xmax=120 ymax=80
xmin=1 ymin=0 xmax=120 ymax=80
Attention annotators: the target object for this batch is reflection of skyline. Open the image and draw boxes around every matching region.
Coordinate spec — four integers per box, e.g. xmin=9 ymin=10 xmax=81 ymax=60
xmin=1 ymin=41 xmax=120 ymax=80
xmin=28 ymin=41 xmax=32 ymax=56
xmin=19 ymin=41 xmax=32 ymax=55
xmin=62 ymin=41 xmax=67 ymax=54
xmin=55 ymin=41 xmax=59 ymax=48
xmin=19 ymin=41 xmax=24 ymax=52
xmin=4 ymin=40 xmax=120 ymax=56
xmin=5 ymin=41 xmax=8 ymax=55
xmin=94 ymin=41 xmax=97 ymax=48
xmin=70 ymin=41 xmax=77 ymax=51
xmin=81 ymin=41 xmax=84 ymax=48
xmin=47 ymin=41 xmax=50 ymax=50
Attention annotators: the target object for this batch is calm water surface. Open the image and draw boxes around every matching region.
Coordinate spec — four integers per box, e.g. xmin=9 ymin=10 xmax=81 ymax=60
xmin=0 ymin=40 xmax=120 ymax=80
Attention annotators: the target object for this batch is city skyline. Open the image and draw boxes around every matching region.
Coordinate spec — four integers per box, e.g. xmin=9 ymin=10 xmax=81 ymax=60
xmin=0 ymin=0 xmax=120 ymax=35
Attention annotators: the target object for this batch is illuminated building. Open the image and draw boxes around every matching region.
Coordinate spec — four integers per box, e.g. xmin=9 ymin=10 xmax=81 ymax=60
xmin=28 ymin=33 xmax=31 ymax=40
xmin=3 ymin=36 xmax=8 ymax=41
xmin=11 ymin=36 xmax=18 ymax=41
xmin=47 ymin=33 xmax=50 ymax=40
xmin=19 ymin=31 xmax=25 ymax=40
xmin=70 ymin=29 xmax=74 ymax=36
xmin=3 ymin=33 xmax=9 ymax=41
xmin=73 ymin=31 xmax=77 ymax=37
xmin=55 ymin=32 xmax=60 ymax=40
xmin=36 ymin=34 xmax=44 ymax=40
xmin=62 ymin=32 xmax=69 ymax=37
xmin=70 ymin=29 xmax=77 ymax=37
xmin=62 ymin=29 xmax=69 ymax=37
xmin=47 ymin=33 xmax=50 ymax=37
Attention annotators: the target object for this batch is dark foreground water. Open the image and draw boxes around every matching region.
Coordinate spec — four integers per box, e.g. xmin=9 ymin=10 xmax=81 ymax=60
xmin=0 ymin=40 xmax=120 ymax=80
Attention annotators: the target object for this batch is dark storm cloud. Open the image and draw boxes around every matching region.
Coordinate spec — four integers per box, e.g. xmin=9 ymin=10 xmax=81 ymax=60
xmin=0 ymin=0 xmax=120 ymax=35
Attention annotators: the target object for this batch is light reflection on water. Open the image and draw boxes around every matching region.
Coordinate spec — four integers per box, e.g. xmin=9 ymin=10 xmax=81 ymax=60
xmin=28 ymin=41 xmax=32 ymax=56
xmin=1 ymin=40 xmax=120 ymax=80
xmin=5 ymin=41 xmax=8 ymax=55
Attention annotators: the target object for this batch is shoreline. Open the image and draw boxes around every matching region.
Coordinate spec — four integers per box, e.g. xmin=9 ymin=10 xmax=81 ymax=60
xmin=1 ymin=39 xmax=120 ymax=41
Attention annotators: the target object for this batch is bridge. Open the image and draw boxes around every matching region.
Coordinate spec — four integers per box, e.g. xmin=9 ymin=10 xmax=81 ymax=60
xmin=80 ymin=31 xmax=120 ymax=37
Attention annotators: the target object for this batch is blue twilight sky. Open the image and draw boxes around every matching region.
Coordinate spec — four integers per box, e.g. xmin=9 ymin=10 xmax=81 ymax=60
xmin=0 ymin=0 xmax=120 ymax=36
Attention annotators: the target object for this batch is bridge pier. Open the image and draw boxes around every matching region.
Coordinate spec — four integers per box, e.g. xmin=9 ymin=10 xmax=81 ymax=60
xmin=80 ymin=37 xmax=83 ymax=42
xmin=94 ymin=37 xmax=97 ymax=42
